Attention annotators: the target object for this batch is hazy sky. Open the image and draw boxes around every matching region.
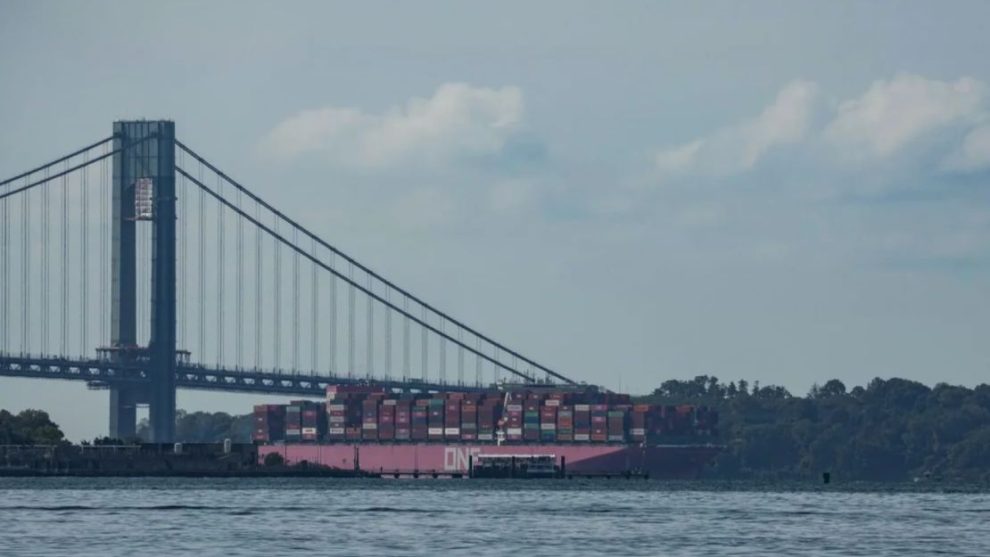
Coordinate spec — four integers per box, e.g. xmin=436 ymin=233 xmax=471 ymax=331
xmin=1 ymin=1 xmax=989 ymax=440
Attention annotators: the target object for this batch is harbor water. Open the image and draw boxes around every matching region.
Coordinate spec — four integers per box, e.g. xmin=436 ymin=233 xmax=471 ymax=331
xmin=1 ymin=478 xmax=988 ymax=556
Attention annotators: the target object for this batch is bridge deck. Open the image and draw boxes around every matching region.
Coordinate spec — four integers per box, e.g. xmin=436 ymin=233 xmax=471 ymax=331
xmin=0 ymin=354 xmax=494 ymax=397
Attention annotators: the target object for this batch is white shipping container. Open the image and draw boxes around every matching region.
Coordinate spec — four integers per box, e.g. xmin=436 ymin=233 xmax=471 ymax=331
xmin=507 ymin=427 xmax=523 ymax=436
xmin=630 ymin=428 xmax=646 ymax=436
xmin=428 ymin=427 xmax=444 ymax=435
xmin=540 ymin=423 xmax=556 ymax=430
xmin=477 ymin=433 xmax=494 ymax=441
xmin=506 ymin=404 xmax=523 ymax=412
xmin=362 ymin=422 xmax=378 ymax=430
xmin=302 ymin=427 xmax=317 ymax=435
xmin=444 ymin=428 xmax=460 ymax=435
xmin=382 ymin=399 xmax=397 ymax=406
xmin=329 ymin=427 xmax=345 ymax=435
xmin=328 ymin=404 xmax=346 ymax=411
xmin=544 ymin=399 xmax=561 ymax=407
xmin=574 ymin=404 xmax=591 ymax=411
xmin=574 ymin=433 xmax=590 ymax=441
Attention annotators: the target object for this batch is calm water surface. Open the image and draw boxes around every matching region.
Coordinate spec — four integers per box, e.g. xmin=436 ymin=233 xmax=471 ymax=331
xmin=1 ymin=478 xmax=988 ymax=556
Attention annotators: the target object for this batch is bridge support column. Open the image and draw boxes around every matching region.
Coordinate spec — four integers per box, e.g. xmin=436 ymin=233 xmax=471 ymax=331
xmin=111 ymin=120 xmax=177 ymax=443
xmin=109 ymin=386 xmax=138 ymax=440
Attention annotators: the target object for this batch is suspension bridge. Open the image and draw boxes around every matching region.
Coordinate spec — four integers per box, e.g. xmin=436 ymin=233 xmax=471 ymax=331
xmin=0 ymin=120 xmax=578 ymax=443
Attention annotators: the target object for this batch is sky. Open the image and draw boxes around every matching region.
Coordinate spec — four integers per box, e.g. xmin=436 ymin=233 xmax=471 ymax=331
xmin=1 ymin=1 xmax=989 ymax=441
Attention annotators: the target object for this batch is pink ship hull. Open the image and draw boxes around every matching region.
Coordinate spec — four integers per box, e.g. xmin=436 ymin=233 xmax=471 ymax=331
xmin=259 ymin=443 xmax=721 ymax=479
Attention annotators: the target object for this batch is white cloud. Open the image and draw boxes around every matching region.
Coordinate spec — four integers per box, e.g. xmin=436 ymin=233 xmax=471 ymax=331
xmin=263 ymin=83 xmax=525 ymax=168
xmin=655 ymin=140 xmax=703 ymax=174
xmin=654 ymin=74 xmax=990 ymax=188
xmin=824 ymin=74 xmax=985 ymax=159
xmin=655 ymin=80 xmax=818 ymax=178
xmin=943 ymin=125 xmax=990 ymax=172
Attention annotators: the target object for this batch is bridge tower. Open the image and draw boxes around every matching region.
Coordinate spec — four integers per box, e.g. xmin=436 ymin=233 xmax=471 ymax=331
xmin=109 ymin=120 xmax=177 ymax=443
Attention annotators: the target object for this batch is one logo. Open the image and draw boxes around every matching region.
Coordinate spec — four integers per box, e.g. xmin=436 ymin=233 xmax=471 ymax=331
xmin=443 ymin=446 xmax=481 ymax=471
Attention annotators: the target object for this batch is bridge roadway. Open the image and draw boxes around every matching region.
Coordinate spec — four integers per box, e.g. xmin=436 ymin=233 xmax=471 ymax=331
xmin=0 ymin=353 xmax=492 ymax=398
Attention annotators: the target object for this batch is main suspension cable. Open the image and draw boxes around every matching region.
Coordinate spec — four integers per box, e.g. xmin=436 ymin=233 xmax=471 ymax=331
xmin=176 ymin=141 xmax=570 ymax=383
xmin=0 ymin=136 xmax=155 ymax=203
xmin=177 ymin=166 xmax=539 ymax=382
xmin=0 ymin=136 xmax=114 ymax=189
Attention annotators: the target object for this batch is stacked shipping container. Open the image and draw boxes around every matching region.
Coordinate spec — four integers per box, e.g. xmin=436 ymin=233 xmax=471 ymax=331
xmin=252 ymin=405 xmax=286 ymax=443
xmin=251 ymin=386 xmax=718 ymax=445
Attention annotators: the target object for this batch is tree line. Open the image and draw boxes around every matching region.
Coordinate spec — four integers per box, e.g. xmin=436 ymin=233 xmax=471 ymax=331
xmin=0 ymin=409 xmax=66 ymax=445
xmin=639 ymin=376 xmax=990 ymax=481
xmin=136 ymin=410 xmax=253 ymax=443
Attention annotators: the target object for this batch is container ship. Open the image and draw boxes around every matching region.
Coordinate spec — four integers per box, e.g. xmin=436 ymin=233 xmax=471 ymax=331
xmin=254 ymin=385 xmax=721 ymax=479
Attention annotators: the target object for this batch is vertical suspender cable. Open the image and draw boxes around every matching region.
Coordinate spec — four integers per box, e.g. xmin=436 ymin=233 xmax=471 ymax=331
xmin=292 ymin=226 xmax=299 ymax=371
xmin=178 ymin=150 xmax=187 ymax=351
xmin=41 ymin=167 xmax=50 ymax=354
xmin=310 ymin=237 xmax=318 ymax=371
xmin=21 ymin=175 xmax=30 ymax=355
xmin=457 ymin=328 xmax=464 ymax=385
xmin=328 ymin=252 xmax=337 ymax=374
xmin=439 ymin=319 xmax=446 ymax=384
xmin=494 ymin=346 xmax=501 ymax=384
xmin=236 ymin=187 xmax=244 ymax=368
xmin=402 ymin=297 xmax=410 ymax=380
xmin=100 ymin=144 xmax=108 ymax=347
xmin=198 ymin=162 xmax=206 ymax=362
xmin=273 ymin=218 xmax=281 ymax=368
xmin=475 ymin=337 xmax=482 ymax=386
xmin=217 ymin=173 xmax=225 ymax=367
xmin=384 ymin=286 xmax=392 ymax=379
xmin=81 ymin=153 xmax=89 ymax=356
xmin=366 ymin=274 xmax=373 ymax=378
xmin=347 ymin=262 xmax=355 ymax=378
xmin=420 ymin=305 xmax=428 ymax=382
xmin=0 ymin=173 xmax=7 ymax=353
xmin=1 ymin=178 xmax=9 ymax=353
xmin=61 ymin=163 xmax=68 ymax=355
xmin=254 ymin=200 xmax=262 ymax=368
